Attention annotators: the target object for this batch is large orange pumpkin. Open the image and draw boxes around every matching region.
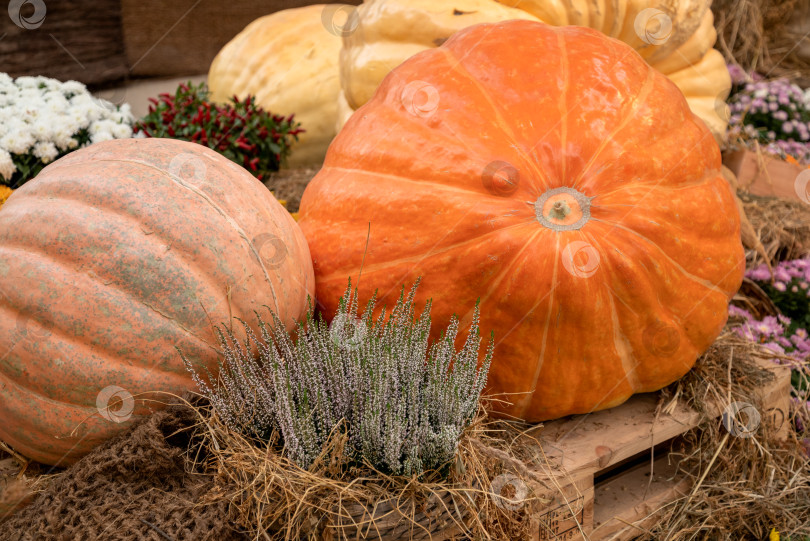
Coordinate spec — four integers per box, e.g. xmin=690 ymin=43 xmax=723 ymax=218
xmin=0 ymin=138 xmax=314 ymax=465
xmin=298 ymin=20 xmax=744 ymax=421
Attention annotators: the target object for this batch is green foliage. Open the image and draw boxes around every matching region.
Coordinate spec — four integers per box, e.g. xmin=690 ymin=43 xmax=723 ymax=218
xmin=135 ymin=81 xmax=302 ymax=181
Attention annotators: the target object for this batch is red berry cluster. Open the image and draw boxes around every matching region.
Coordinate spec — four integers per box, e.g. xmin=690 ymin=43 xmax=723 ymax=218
xmin=134 ymin=82 xmax=303 ymax=181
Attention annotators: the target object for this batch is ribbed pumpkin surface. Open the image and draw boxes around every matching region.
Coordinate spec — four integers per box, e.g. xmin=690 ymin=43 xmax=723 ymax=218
xmin=337 ymin=0 xmax=731 ymax=141
xmin=0 ymin=138 xmax=314 ymax=465
xmin=299 ymin=21 xmax=744 ymax=422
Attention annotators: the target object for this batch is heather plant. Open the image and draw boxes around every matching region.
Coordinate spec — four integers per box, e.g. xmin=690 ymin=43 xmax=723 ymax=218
xmin=135 ymin=81 xmax=302 ymax=180
xmin=182 ymin=279 xmax=493 ymax=477
xmin=725 ymin=64 xmax=810 ymax=164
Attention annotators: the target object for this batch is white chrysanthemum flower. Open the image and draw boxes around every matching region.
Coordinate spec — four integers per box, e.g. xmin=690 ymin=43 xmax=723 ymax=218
xmin=88 ymin=121 xmax=108 ymax=135
xmin=19 ymin=88 xmax=42 ymax=102
xmin=46 ymin=99 xmax=68 ymax=115
xmin=0 ymin=149 xmax=15 ymax=181
xmin=30 ymin=120 xmax=50 ymax=140
xmin=111 ymin=123 xmax=132 ymax=139
xmin=0 ymin=72 xmax=134 ymax=185
xmin=32 ymin=141 xmax=58 ymax=163
xmin=60 ymin=80 xmax=86 ymax=95
xmin=15 ymin=76 xmax=40 ymax=89
xmin=52 ymin=128 xmax=74 ymax=150
xmin=67 ymin=110 xmax=89 ymax=129
xmin=90 ymin=131 xmax=114 ymax=144
xmin=1 ymin=132 xmax=35 ymax=155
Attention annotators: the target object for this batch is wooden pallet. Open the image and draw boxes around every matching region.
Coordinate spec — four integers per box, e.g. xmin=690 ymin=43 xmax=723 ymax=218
xmin=517 ymin=358 xmax=792 ymax=541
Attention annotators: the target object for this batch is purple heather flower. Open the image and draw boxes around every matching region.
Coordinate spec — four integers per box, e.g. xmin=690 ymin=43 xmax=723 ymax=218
xmin=727 ymin=64 xmax=748 ymax=84
xmin=755 ymin=321 xmax=774 ymax=336
xmin=763 ymin=315 xmax=784 ymax=333
xmin=775 ymin=281 xmax=787 ymax=292
xmin=778 ymin=336 xmax=793 ymax=349
xmin=775 ymin=268 xmax=791 ymax=282
xmin=785 ymin=123 xmax=795 ymax=134
xmin=763 ymin=342 xmax=786 ymax=356
xmin=747 ymin=265 xmax=772 ymax=281
xmin=729 ymin=304 xmax=750 ymax=318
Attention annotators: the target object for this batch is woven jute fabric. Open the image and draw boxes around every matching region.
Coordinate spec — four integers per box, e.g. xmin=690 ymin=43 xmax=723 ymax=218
xmin=0 ymin=405 xmax=246 ymax=541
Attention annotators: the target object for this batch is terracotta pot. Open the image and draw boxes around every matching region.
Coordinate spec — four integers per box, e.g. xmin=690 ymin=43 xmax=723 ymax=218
xmin=723 ymin=149 xmax=810 ymax=202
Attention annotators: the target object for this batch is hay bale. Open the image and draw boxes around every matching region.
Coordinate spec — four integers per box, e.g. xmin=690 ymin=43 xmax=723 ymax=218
xmin=651 ymin=331 xmax=810 ymax=539
xmin=714 ymin=0 xmax=810 ymax=85
xmin=740 ymin=191 xmax=810 ymax=267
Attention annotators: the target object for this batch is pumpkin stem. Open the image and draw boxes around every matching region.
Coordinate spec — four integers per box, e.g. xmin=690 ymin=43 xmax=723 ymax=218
xmin=548 ymin=200 xmax=571 ymax=220
xmin=534 ymin=187 xmax=591 ymax=232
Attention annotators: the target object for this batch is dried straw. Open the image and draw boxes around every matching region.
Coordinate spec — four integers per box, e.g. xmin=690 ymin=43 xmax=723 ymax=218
xmin=713 ymin=0 xmax=810 ymax=84
xmin=739 ymin=190 xmax=810 ymax=268
xmin=186 ymin=395 xmax=543 ymax=541
xmin=648 ymin=330 xmax=810 ymax=539
xmin=0 ymin=441 xmax=61 ymax=521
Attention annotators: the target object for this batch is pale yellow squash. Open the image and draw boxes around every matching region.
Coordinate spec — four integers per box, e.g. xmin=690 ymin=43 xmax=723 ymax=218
xmin=208 ymin=4 xmax=349 ymax=167
xmin=339 ymin=0 xmax=540 ymax=111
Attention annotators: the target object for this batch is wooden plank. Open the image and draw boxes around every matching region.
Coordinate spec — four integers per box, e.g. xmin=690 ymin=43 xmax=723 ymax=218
xmin=120 ymin=0 xmax=360 ymax=78
xmin=723 ymin=149 xmax=808 ymax=202
xmin=760 ymin=361 xmax=793 ymax=440
xmin=591 ymin=455 xmax=691 ymax=541
xmin=533 ymin=393 xmax=698 ymax=476
xmin=533 ymin=359 xmax=790 ymax=477
xmin=521 ymin=358 xmax=790 ymax=541
xmin=529 ymin=469 xmax=593 ymax=541
xmin=0 ymin=0 xmax=128 ymax=86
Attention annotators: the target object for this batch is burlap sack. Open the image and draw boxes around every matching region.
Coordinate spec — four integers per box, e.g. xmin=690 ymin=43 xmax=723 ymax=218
xmin=0 ymin=405 xmax=245 ymax=541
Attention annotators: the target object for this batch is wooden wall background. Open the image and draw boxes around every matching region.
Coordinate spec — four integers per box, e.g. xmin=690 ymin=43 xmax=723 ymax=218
xmin=0 ymin=0 xmax=357 ymax=87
